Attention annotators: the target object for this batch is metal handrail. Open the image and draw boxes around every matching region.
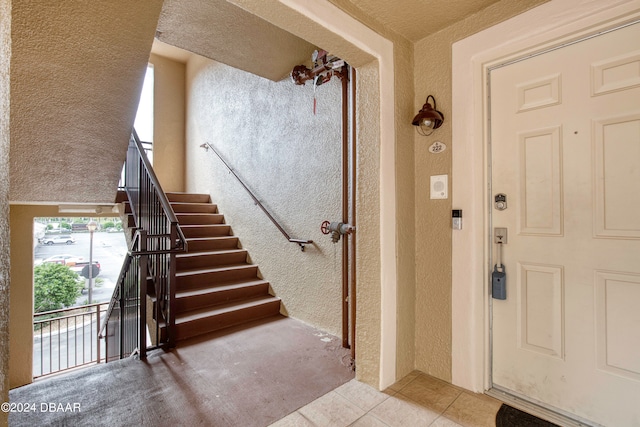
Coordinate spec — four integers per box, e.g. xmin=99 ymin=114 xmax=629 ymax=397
xmin=101 ymin=128 xmax=188 ymax=362
xmin=131 ymin=130 xmax=187 ymax=251
xmin=200 ymin=141 xmax=313 ymax=251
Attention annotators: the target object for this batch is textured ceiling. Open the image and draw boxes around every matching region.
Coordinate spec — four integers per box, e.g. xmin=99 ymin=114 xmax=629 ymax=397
xmin=9 ymin=0 xmax=163 ymax=204
xmin=340 ymin=0 xmax=503 ymax=41
xmin=156 ymin=0 xmax=317 ymax=81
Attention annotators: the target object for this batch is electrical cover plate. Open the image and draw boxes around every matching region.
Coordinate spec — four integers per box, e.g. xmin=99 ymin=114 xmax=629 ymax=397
xmin=430 ymin=174 xmax=448 ymax=199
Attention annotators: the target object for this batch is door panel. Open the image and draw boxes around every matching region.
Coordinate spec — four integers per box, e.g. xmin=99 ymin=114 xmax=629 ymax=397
xmin=491 ymin=22 xmax=640 ymax=426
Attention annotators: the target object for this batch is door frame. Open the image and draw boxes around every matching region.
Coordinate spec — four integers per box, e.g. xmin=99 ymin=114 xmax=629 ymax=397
xmin=451 ymin=0 xmax=640 ymax=395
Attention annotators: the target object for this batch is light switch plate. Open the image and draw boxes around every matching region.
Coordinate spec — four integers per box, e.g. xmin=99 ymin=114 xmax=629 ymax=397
xmin=430 ymin=175 xmax=448 ymax=199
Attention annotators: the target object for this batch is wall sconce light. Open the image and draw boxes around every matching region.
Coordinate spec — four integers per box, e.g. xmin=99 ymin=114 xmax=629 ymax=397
xmin=412 ymin=95 xmax=444 ymax=136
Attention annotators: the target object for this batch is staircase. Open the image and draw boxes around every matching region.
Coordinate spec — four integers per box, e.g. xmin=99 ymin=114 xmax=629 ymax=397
xmin=124 ymin=192 xmax=281 ymax=342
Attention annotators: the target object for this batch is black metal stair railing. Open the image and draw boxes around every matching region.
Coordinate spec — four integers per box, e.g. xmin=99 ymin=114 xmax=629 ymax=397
xmin=101 ymin=130 xmax=186 ymax=361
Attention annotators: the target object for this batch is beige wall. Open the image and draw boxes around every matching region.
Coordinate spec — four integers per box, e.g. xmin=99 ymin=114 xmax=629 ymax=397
xmin=325 ymin=0 xmax=418 ymax=383
xmin=185 ymin=56 xmax=345 ymax=337
xmin=9 ymin=205 xmax=118 ymax=389
xmin=1 ymin=0 xmax=10 ymax=424
xmin=351 ymin=61 xmax=383 ymax=386
xmin=150 ymin=53 xmax=186 ymax=193
xmin=413 ymin=0 xmax=549 ymax=381
xmin=224 ymin=0 xmax=399 ymax=389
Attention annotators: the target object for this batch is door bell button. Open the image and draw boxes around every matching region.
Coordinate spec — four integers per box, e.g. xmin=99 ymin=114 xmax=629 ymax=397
xmin=452 ymin=209 xmax=462 ymax=230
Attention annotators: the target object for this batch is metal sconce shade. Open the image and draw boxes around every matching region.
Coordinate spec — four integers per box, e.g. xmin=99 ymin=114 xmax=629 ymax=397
xmin=412 ymin=95 xmax=444 ymax=136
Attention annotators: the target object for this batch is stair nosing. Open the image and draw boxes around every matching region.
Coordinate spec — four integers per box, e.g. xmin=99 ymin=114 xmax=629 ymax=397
xmin=176 ymin=263 xmax=257 ymax=277
xmin=180 ymin=224 xmax=230 ymax=228
xmin=184 ymin=236 xmax=238 ymax=241
xmin=176 ymin=279 xmax=269 ymax=298
xmin=175 ymin=296 xmax=280 ymax=323
xmin=177 ymin=249 xmax=247 ymax=258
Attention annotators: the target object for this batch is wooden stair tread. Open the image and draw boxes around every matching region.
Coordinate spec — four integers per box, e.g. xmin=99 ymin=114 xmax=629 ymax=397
xmin=125 ymin=190 xmax=281 ymax=342
xmin=176 ymin=296 xmax=280 ymax=324
xmin=180 ymin=224 xmax=229 ymax=229
xmin=185 ymin=236 xmax=238 ymax=244
xmin=176 ymin=249 xmax=247 ymax=259
xmin=176 ymin=263 xmax=256 ymax=276
xmin=175 ymin=279 xmax=269 ymax=298
xmin=170 ymin=202 xmax=217 ymax=207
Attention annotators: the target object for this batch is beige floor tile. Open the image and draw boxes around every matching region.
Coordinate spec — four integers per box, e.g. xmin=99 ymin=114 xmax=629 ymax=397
xmin=368 ymin=393 xmax=440 ymax=426
xmin=387 ymin=371 xmax=420 ymax=392
xmin=430 ymin=416 xmax=465 ymax=427
xmin=269 ymin=411 xmax=316 ymax=427
xmin=349 ymin=414 xmax=390 ymax=427
xmin=298 ymin=391 xmax=365 ymax=427
xmin=335 ymin=379 xmax=390 ymax=412
xmin=442 ymin=392 xmax=502 ymax=427
xmin=397 ymin=374 xmax=462 ymax=413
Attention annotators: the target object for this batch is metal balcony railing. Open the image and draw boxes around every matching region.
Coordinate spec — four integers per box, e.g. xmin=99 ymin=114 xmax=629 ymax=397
xmin=33 ymin=303 xmax=108 ymax=378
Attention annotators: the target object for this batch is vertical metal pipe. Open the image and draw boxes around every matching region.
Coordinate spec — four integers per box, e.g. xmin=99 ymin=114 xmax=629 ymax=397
xmin=341 ymin=68 xmax=350 ymax=349
xmin=350 ymin=67 xmax=357 ymax=361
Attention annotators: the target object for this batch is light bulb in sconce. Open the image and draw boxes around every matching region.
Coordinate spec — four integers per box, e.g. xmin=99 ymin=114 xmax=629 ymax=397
xmin=412 ymin=95 xmax=444 ymax=136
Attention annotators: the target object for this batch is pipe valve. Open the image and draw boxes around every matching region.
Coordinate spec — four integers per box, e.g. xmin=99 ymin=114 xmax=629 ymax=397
xmin=321 ymin=220 xmax=355 ymax=243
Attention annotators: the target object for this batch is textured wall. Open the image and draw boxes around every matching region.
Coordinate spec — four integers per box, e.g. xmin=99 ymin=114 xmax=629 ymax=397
xmin=352 ymin=61 xmax=382 ymax=386
xmin=150 ymin=53 xmax=186 ymax=193
xmin=413 ymin=0 xmax=550 ymax=381
xmin=0 ymin=0 xmax=10 ymax=424
xmin=221 ymin=0 xmax=390 ymax=389
xmin=9 ymin=0 xmax=163 ymax=204
xmin=186 ymin=56 xmax=344 ymax=336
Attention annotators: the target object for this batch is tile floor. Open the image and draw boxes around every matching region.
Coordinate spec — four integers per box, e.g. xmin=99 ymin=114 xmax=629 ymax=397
xmin=270 ymin=371 xmax=504 ymax=427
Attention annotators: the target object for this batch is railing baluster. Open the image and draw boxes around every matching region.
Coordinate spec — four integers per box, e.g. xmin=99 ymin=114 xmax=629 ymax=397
xmin=96 ymin=304 xmax=101 ymax=364
xmin=96 ymin=130 xmax=187 ymax=364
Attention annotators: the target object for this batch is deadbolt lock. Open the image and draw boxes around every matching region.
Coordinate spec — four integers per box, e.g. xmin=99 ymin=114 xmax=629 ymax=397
xmin=495 ymin=193 xmax=507 ymax=211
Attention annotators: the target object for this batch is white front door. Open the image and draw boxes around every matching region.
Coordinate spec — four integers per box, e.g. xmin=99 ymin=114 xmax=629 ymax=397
xmin=490 ymin=22 xmax=640 ymax=426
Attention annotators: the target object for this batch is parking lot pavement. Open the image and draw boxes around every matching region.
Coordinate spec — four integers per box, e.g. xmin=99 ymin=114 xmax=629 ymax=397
xmin=35 ymin=231 xmax=128 ymax=306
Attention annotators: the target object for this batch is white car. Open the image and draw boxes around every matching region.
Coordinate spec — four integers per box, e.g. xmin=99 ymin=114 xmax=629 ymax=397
xmin=41 ymin=235 xmax=76 ymax=245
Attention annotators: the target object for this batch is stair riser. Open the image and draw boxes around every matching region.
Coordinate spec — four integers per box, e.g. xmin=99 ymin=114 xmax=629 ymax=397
xmin=175 ymin=283 xmax=270 ymax=312
xmin=175 ymin=300 xmax=281 ymax=340
xmin=177 ymin=266 xmax=259 ymax=290
xmin=186 ymin=238 xmax=239 ymax=252
xmin=181 ymin=226 xmax=231 ymax=238
xmin=171 ymin=203 xmax=218 ymax=214
xmin=167 ymin=193 xmax=211 ymax=203
xmin=177 ymin=251 xmax=248 ymax=271
xmin=176 ymin=214 xmax=224 ymax=225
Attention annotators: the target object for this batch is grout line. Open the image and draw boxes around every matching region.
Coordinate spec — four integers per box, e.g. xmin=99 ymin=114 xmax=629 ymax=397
xmin=441 ymin=389 xmax=465 ymax=414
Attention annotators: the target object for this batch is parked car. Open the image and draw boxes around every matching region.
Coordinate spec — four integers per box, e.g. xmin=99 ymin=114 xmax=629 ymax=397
xmin=42 ymin=254 xmax=83 ymax=266
xmin=41 ymin=235 xmax=76 ymax=245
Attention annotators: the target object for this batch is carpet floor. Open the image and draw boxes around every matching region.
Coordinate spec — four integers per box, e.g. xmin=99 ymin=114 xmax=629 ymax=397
xmin=9 ymin=315 xmax=354 ymax=427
